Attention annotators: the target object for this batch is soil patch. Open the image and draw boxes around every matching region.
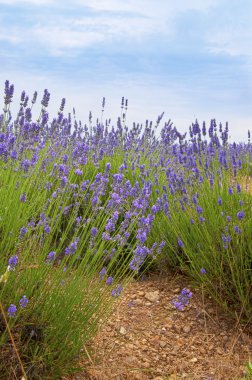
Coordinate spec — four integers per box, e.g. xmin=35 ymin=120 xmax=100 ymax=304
xmin=68 ymin=273 xmax=252 ymax=380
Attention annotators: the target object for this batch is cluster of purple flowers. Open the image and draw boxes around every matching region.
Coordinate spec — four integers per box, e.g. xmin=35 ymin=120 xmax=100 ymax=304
xmin=8 ymin=295 xmax=29 ymax=317
xmin=1 ymin=83 xmax=251 ymax=340
xmin=65 ymin=238 xmax=79 ymax=255
xmin=8 ymin=255 xmax=18 ymax=271
xmin=172 ymin=288 xmax=192 ymax=311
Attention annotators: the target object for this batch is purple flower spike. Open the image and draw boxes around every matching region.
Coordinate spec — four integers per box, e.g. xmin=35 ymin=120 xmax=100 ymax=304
xmin=196 ymin=206 xmax=203 ymax=214
xmin=99 ymin=267 xmax=106 ymax=280
xmin=237 ymin=211 xmax=245 ymax=220
xmin=8 ymin=255 xmax=18 ymax=271
xmin=19 ymin=226 xmax=28 ymax=238
xmin=8 ymin=304 xmax=17 ymax=317
xmin=19 ymin=295 xmax=28 ymax=309
xmin=200 ymin=268 xmax=206 ymax=274
xmin=91 ymin=227 xmax=98 ymax=237
xmin=20 ymin=193 xmax=27 ymax=203
xmin=178 ymin=238 xmax=184 ymax=248
xmin=172 ymin=288 xmax=192 ymax=311
xmin=75 ymin=168 xmax=83 ymax=176
xmin=111 ymin=285 xmax=124 ymax=297
xmin=47 ymin=251 xmax=56 ymax=262
xmin=106 ymin=276 xmax=113 ymax=285
xmin=44 ymin=225 xmax=51 ymax=234
xmin=234 ymin=225 xmax=242 ymax=234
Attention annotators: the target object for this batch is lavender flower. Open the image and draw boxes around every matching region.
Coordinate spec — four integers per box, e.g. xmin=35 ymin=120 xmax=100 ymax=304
xmin=75 ymin=216 xmax=82 ymax=225
xmin=91 ymin=227 xmax=98 ymax=237
xmin=19 ymin=295 xmax=28 ymax=309
xmin=196 ymin=205 xmax=203 ymax=214
xmin=178 ymin=238 xmax=184 ymax=248
xmin=19 ymin=226 xmax=28 ymax=238
xmin=234 ymin=225 xmax=242 ymax=234
xmin=237 ymin=183 xmax=241 ymax=193
xmin=111 ymin=285 xmax=124 ymax=297
xmin=20 ymin=192 xmax=27 ymax=203
xmin=106 ymin=276 xmax=113 ymax=285
xmin=44 ymin=225 xmax=51 ymax=234
xmin=200 ymin=268 xmax=206 ymax=274
xmin=237 ymin=211 xmax=245 ymax=220
xmin=222 ymin=234 xmax=231 ymax=249
xmin=41 ymin=89 xmax=50 ymax=108
xmin=75 ymin=168 xmax=83 ymax=176
xmin=8 ymin=304 xmax=17 ymax=317
xmin=8 ymin=255 xmax=18 ymax=271
xmin=99 ymin=267 xmax=106 ymax=280
xmin=172 ymin=288 xmax=192 ymax=310
xmin=65 ymin=238 xmax=79 ymax=255
xmin=47 ymin=251 xmax=56 ymax=262
xmin=4 ymin=81 xmax=14 ymax=105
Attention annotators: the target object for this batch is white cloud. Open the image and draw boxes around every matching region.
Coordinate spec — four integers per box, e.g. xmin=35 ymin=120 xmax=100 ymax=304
xmin=31 ymin=13 xmax=159 ymax=55
xmin=0 ymin=0 xmax=54 ymax=4
xmin=75 ymin=0 xmax=220 ymax=15
xmin=0 ymin=29 xmax=22 ymax=44
xmin=207 ymin=29 xmax=252 ymax=59
xmin=0 ymin=0 xmax=223 ymax=55
xmin=32 ymin=24 xmax=106 ymax=55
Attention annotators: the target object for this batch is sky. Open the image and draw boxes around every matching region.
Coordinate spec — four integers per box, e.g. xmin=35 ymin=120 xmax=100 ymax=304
xmin=0 ymin=0 xmax=251 ymax=142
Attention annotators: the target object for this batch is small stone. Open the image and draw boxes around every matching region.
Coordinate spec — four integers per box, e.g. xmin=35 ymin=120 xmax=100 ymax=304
xmin=145 ymin=301 xmax=152 ymax=306
xmin=160 ymin=341 xmax=166 ymax=348
xmin=174 ymin=288 xmax=180 ymax=293
xmin=134 ymin=299 xmax=143 ymax=306
xmin=173 ymin=325 xmax=181 ymax=333
xmin=241 ymin=332 xmax=251 ymax=344
xmin=126 ymin=343 xmax=134 ymax=349
xmin=183 ymin=325 xmax=191 ymax=333
xmin=143 ymin=362 xmax=151 ymax=368
xmin=199 ymin=347 xmax=206 ymax=354
xmin=207 ymin=307 xmax=215 ymax=314
xmin=138 ymin=291 xmax=145 ymax=296
xmin=189 ymin=357 xmax=198 ymax=363
xmin=145 ymin=290 xmax=160 ymax=302
xmin=119 ymin=327 xmax=127 ymax=335
xmin=169 ymin=374 xmax=177 ymax=380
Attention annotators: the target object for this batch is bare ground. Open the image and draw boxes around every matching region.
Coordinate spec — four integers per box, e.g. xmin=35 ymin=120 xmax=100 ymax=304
xmin=68 ymin=273 xmax=252 ymax=380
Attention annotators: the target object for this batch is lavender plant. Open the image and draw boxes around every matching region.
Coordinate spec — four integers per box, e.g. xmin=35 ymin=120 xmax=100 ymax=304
xmin=0 ymin=82 xmax=163 ymax=379
xmin=149 ymin=119 xmax=252 ymax=321
xmin=0 ymin=80 xmax=251 ymax=378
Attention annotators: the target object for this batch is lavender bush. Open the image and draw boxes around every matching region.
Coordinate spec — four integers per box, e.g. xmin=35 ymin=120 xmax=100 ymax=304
xmin=148 ymin=119 xmax=252 ymax=321
xmin=0 ymin=80 xmax=251 ymax=378
xmin=0 ymin=81 xmax=163 ymax=379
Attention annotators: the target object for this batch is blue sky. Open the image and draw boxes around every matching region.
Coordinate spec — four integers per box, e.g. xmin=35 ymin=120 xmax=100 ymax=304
xmin=0 ymin=0 xmax=251 ymax=141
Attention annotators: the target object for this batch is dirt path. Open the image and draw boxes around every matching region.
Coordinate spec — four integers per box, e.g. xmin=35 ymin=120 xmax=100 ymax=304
xmin=70 ymin=273 xmax=252 ymax=380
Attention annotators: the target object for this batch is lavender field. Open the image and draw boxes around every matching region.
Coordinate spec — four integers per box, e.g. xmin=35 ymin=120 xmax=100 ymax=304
xmin=0 ymin=81 xmax=251 ymax=379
